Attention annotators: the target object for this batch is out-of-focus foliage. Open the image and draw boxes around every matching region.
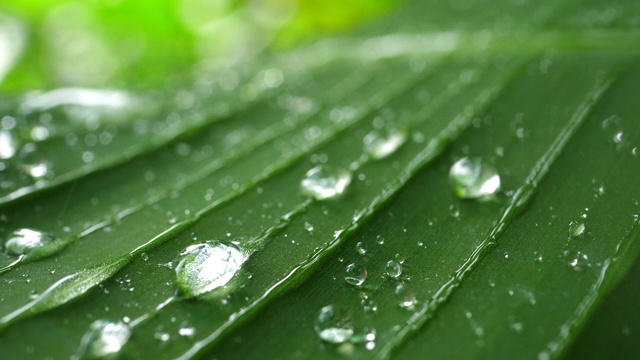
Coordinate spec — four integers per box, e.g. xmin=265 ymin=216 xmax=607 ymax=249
xmin=0 ymin=0 xmax=396 ymax=90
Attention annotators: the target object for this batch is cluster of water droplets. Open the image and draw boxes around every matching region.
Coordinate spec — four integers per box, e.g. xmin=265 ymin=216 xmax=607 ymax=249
xmin=0 ymin=116 xmax=53 ymax=189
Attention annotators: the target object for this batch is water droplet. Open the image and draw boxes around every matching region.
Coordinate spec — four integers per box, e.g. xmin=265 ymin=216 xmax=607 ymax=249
xmin=385 ymin=260 xmax=403 ymax=278
xmin=449 ymin=157 xmax=500 ymax=199
xmin=175 ymin=242 xmax=245 ymax=297
xmin=17 ymin=143 xmax=51 ymax=179
xmin=304 ymin=222 xmax=314 ymax=233
xmin=355 ymin=242 xmax=367 ymax=255
xmin=77 ymin=320 xmax=131 ymax=359
xmin=0 ymin=130 xmax=17 ymax=159
xmin=449 ymin=204 xmax=461 ymax=218
xmin=2 ymin=228 xmax=62 ymax=260
xmin=563 ymin=250 xmax=590 ymax=271
xmin=568 ymin=221 xmax=585 ymax=238
xmin=178 ymin=327 xmax=196 ymax=338
xmin=344 ymin=263 xmax=367 ymax=287
xmin=314 ymin=305 xmax=354 ymax=344
xmin=395 ymin=283 xmax=417 ymax=309
xmin=363 ymin=128 xmax=407 ymax=160
xmin=508 ymin=316 xmax=524 ymax=333
xmin=301 ymin=166 xmax=351 ymax=200
xmin=155 ymin=331 xmax=170 ymax=342
xmin=592 ymin=179 xmax=605 ymax=197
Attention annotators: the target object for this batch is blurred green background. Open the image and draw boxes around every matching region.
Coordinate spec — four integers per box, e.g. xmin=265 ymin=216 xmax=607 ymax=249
xmin=0 ymin=0 xmax=397 ymax=90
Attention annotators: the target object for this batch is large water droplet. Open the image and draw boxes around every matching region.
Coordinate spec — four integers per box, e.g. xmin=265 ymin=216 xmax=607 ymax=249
xmin=449 ymin=157 xmax=500 ymax=199
xmin=568 ymin=221 xmax=585 ymax=238
xmin=363 ymin=128 xmax=407 ymax=160
xmin=77 ymin=320 xmax=131 ymax=359
xmin=344 ymin=263 xmax=367 ymax=287
xmin=314 ymin=305 xmax=354 ymax=344
xmin=175 ymin=242 xmax=245 ymax=297
xmin=355 ymin=241 xmax=367 ymax=255
xmin=301 ymin=165 xmax=351 ymax=200
xmin=395 ymin=283 xmax=417 ymax=309
xmin=2 ymin=228 xmax=62 ymax=260
xmin=0 ymin=129 xmax=17 ymax=159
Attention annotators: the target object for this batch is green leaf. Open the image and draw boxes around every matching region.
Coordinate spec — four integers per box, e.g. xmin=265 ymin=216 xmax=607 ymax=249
xmin=1 ymin=0 xmax=639 ymax=359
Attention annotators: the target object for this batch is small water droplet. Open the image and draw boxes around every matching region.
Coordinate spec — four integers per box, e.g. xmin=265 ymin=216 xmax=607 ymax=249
xmin=508 ymin=316 xmax=524 ymax=333
xmin=2 ymin=228 xmax=62 ymax=260
xmin=533 ymin=252 xmax=544 ymax=263
xmin=449 ymin=204 xmax=460 ymax=218
xmin=315 ymin=305 xmax=354 ymax=344
xmin=155 ymin=331 xmax=170 ymax=342
xmin=563 ymin=250 xmax=590 ymax=271
xmin=301 ymin=166 xmax=351 ymax=200
xmin=344 ymin=263 xmax=367 ymax=287
xmin=17 ymin=143 xmax=51 ymax=179
xmin=363 ymin=128 xmax=407 ymax=160
xmin=355 ymin=242 xmax=367 ymax=255
xmin=175 ymin=242 xmax=245 ymax=297
xmin=568 ymin=221 xmax=586 ymax=238
xmin=449 ymin=157 xmax=501 ymax=199
xmin=385 ymin=260 xmax=403 ymax=278
xmin=178 ymin=327 xmax=196 ymax=338
xmin=592 ymin=179 xmax=605 ymax=197
xmin=304 ymin=222 xmax=314 ymax=233
xmin=77 ymin=320 xmax=131 ymax=359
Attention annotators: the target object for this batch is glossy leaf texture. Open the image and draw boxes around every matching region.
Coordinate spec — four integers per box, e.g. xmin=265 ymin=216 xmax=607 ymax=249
xmin=1 ymin=0 xmax=640 ymax=359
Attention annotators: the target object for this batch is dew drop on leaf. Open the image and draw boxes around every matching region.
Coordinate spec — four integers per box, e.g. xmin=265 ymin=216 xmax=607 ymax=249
xmin=174 ymin=242 xmax=245 ymax=297
xmin=178 ymin=327 xmax=196 ymax=338
xmin=344 ymin=263 xmax=367 ymax=287
xmin=363 ymin=127 xmax=407 ymax=160
xmin=508 ymin=316 xmax=525 ymax=333
xmin=562 ymin=250 xmax=590 ymax=271
xmin=395 ymin=283 xmax=417 ymax=309
xmin=17 ymin=143 xmax=51 ymax=179
xmin=304 ymin=221 xmax=314 ymax=233
xmin=77 ymin=320 xmax=131 ymax=359
xmin=568 ymin=221 xmax=586 ymax=238
xmin=449 ymin=157 xmax=501 ymax=199
xmin=385 ymin=260 xmax=403 ymax=278
xmin=314 ymin=305 xmax=354 ymax=344
xmin=449 ymin=204 xmax=461 ymax=218
xmin=301 ymin=165 xmax=351 ymax=200
xmin=2 ymin=228 xmax=62 ymax=260
xmin=355 ymin=241 xmax=367 ymax=255
xmin=591 ymin=178 xmax=605 ymax=197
